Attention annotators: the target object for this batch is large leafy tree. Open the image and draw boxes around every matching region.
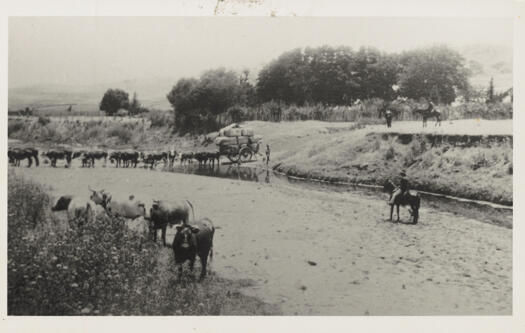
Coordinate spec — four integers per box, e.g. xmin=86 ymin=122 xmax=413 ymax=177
xmin=398 ymin=46 xmax=470 ymax=104
xmin=256 ymin=46 xmax=399 ymax=106
xmin=167 ymin=68 xmax=249 ymax=133
xmin=99 ymin=89 xmax=130 ymax=116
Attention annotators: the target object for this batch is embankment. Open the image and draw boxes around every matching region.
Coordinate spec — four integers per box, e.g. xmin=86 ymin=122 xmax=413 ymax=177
xmin=8 ymin=117 xmax=513 ymax=205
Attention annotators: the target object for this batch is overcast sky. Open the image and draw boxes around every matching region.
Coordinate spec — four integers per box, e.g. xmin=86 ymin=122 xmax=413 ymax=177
xmin=9 ymin=17 xmax=513 ymax=88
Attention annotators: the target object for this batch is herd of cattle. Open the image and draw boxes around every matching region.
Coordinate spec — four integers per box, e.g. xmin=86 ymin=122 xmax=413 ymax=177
xmin=8 ymin=147 xmax=224 ymax=169
xmin=51 ymin=187 xmax=215 ymax=280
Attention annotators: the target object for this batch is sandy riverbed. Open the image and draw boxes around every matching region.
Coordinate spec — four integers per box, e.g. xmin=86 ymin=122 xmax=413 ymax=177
xmin=9 ymin=166 xmax=512 ymax=315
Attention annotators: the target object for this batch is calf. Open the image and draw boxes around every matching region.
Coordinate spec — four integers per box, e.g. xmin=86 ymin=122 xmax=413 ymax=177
xmin=172 ymin=218 xmax=215 ymax=280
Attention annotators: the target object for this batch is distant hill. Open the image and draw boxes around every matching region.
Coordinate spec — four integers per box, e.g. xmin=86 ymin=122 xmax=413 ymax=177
xmin=8 ymin=44 xmax=513 ymax=113
xmin=458 ymin=44 xmax=513 ymax=92
xmin=8 ymin=77 xmax=175 ymax=114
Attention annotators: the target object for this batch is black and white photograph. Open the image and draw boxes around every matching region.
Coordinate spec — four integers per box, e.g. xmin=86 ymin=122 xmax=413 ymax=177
xmin=2 ymin=0 xmax=524 ymax=331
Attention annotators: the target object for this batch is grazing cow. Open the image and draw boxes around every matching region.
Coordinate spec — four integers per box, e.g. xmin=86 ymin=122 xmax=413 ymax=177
xmin=43 ymin=149 xmax=72 ymax=168
xmin=51 ymin=195 xmax=74 ymax=211
xmin=172 ymin=217 xmax=215 ymax=280
xmin=51 ymin=195 xmax=103 ymax=226
xmin=89 ymin=187 xmax=146 ymax=220
xmin=180 ymin=152 xmax=194 ymax=165
xmin=149 ymin=199 xmax=196 ymax=246
xmin=66 ymin=197 xmax=95 ymax=224
xmin=8 ymin=147 xmax=39 ymax=167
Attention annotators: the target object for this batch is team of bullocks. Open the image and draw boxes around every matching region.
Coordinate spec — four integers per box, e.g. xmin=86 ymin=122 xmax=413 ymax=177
xmin=8 ymin=147 xmax=224 ymax=169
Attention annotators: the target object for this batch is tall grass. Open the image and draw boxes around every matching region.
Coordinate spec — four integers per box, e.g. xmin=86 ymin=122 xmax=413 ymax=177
xmin=7 ymin=174 xmax=278 ymax=315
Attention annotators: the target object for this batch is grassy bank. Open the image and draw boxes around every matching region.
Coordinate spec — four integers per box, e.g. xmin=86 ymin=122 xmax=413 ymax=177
xmin=252 ymin=120 xmax=512 ymax=206
xmin=7 ymin=174 xmax=279 ymax=315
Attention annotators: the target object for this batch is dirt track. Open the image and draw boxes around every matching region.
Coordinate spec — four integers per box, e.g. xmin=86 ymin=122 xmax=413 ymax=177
xmin=11 ymin=166 xmax=512 ymax=315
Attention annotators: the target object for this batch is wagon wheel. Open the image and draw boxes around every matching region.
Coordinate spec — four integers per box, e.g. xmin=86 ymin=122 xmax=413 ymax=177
xmin=227 ymin=153 xmax=240 ymax=163
xmin=239 ymin=146 xmax=253 ymax=163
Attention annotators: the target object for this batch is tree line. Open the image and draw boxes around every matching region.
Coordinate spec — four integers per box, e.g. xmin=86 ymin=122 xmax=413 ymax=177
xmin=100 ymin=45 xmax=509 ymax=133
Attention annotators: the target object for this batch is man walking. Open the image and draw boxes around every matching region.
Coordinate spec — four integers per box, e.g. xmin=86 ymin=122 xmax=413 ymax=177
xmin=385 ymin=109 xmax=393 ymax=128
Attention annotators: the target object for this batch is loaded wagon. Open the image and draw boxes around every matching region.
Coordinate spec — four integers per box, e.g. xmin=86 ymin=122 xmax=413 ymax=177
xmin=214 ymin=125 xmax=263 ymax=164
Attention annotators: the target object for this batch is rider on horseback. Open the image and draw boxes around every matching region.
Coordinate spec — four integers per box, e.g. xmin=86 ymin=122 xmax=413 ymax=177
xmin=389 ymin=170 xmax=409 ymax=205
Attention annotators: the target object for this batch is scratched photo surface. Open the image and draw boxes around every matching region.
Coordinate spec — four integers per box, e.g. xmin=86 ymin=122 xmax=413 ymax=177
xmin=7 ymin=16 xmax=513 ymax=316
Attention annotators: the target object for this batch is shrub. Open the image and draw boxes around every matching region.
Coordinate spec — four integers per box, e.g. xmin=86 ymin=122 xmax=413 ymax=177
xmin=385 ymin=145 xmax=395 ymax=160
xmin=107 ymin=124 xmax=133 ymax=144
xmin=146 ymin=110 xmax=172 ymax=128
xmin=8 ymin=119 xmax=25 ymax=136
xmin=38 ymin=115 xmax=51 ymax=126
xmin=470 ymin=151 xmax=489 ymax=170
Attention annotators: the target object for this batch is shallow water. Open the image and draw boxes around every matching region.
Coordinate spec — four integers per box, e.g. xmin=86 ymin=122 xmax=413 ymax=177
xmin=163 ymin=163 xmax=512 ymax=229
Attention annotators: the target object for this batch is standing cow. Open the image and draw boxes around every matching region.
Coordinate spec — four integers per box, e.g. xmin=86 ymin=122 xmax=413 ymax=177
xmin=8 ymin=147 xmax=39 ymax=167
xmin=43 ymin=149 xmax=72 ymax=168
xmin=88 ymin=187 xmax=146 ymax=219
xmin=172 ymin=218 xmax=215 ymax=280
xmin=148 ymin=199 xmax=195 ymax=246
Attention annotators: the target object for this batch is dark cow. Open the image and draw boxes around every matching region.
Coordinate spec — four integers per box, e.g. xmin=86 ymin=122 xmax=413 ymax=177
xmin=149 ymin=199 xmax=195 ymax=246
xmin=110 ymin=150 xmax=139 ymax=168
xmin=72 ymin=150 xmax=88 ymax=167
xmin=140 ymin=151 xmax=168 ymax=169
xmin=207 ymin=151 xmax=221 ymax=167
xmin=84 ymin=150 xmax=108 ymax=167
xmin=8 ymin=147 xmax=40 ymax=167
xmin=43 ymin=149 xmax=72 ymax=168
xmin=172 ymin=217 xmax=215 ymax=280
xmin=180 ymin=152 xmax=194 ymax=165
xmin=51 ymin=195 xmax=74 ymax=211
xmin=193 ymin=152 xmax=209 ymax=165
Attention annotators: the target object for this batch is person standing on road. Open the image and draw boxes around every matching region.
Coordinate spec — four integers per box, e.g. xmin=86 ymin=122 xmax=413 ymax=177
xmin=265 ymin=144 xmax=271 ymax=165
xmin=385 ymin=109 xmax=393 ymax=128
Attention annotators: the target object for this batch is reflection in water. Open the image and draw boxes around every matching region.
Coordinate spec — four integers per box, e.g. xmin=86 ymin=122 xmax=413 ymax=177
xmin=164 ymin=163 xmax=512 ymax=228
xmin=167 ymin=164 xmax=269 ymax=183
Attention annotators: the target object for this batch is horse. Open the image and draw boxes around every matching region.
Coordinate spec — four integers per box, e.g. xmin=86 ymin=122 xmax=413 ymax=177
xmin=382 ymin=180 xmax=420 ymax=224
xmin=413 ymin=103 xmax=441 ymax=127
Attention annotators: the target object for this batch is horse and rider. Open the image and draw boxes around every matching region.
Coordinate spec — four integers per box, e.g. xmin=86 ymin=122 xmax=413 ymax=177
xmin=415 ymin=101 xmax=441 ymax=127
xmin=383 ymin=170 xmax=420 ymax=224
